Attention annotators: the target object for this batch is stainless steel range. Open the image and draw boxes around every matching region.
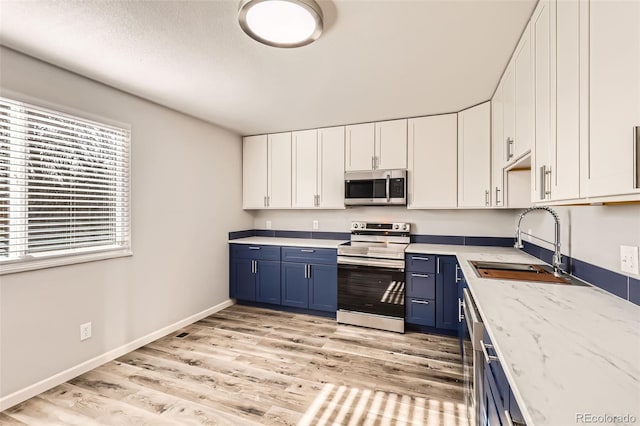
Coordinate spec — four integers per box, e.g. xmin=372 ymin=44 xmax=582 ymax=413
xmin=337 ymin=222 xmax=411 ymax=333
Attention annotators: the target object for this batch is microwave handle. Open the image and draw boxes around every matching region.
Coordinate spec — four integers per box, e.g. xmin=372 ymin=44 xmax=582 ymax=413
xmin=386 ymin=173 xmax=391 ymax=202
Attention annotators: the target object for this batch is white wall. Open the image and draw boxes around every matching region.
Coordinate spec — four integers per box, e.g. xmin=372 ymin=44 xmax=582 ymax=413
xmin=253 ymin=207 xmax=520 ymax=237
xmin=0 ymin=47 xmax=253 ymax=400
xmin=521 ymin=204 xmax=640 ymax=278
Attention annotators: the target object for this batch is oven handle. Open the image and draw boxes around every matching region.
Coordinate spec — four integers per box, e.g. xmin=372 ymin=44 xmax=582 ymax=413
xmin=337 ymin=261 xmax=405 ymax=272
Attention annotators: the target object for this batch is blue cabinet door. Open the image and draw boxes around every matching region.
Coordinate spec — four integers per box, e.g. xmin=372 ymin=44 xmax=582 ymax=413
xmin=256 ymin=260 xmax=281 ymax=304
xmin=281 ymin=262 xmax=308 ymax=308
xmin=436 ymin=256 xmax=459 ymax=331
xmin=485 ymin=370 xmax=504 ymax=426
xmin=234 ymin=258 xmax=256 ymax=301
xmin=309 ymin=264 xmax=337 ymax=312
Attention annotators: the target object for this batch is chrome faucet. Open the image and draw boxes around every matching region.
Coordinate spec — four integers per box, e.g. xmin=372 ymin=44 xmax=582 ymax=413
xmin=514 ymin=206 xmax=564 ymax=277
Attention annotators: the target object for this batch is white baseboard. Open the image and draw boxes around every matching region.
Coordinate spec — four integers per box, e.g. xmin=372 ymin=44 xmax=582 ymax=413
xmin=0 ymin=299 xmax=235 ymax=411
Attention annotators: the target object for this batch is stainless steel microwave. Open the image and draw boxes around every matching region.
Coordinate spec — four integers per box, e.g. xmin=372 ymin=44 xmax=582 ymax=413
xmin=344 ymin=169 xmax=407 ymax=206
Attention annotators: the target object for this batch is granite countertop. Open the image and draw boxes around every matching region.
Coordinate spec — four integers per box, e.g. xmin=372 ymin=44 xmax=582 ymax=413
xmin=228 ymin=236 xmax=347 ymax=249
xmin=408 ymin=244 xmax=640 ymax=426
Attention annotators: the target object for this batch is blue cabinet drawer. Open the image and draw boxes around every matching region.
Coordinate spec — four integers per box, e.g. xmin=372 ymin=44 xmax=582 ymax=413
xmin=231 ymin=244 xmax=280 ymax=261
xmin=405 ymin=297 xmax=435 ymax=327
xmin=406 ymin=272 xmax=436 ymax=299
xmin=406 ymin=253 xmax=436 ymax=273
xmin=281 ymin=246 xmax=337 ymax=265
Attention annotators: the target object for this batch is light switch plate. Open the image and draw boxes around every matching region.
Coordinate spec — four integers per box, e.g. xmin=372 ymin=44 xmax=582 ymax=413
xmin=620 ymin=245 xmax=639 ymax=274
xmin=312 ymin=220 xmax=319 ymax=230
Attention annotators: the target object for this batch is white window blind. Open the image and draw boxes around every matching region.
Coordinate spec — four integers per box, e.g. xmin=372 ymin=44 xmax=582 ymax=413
xmin=0 ymin=97 xmax=130 ymax=266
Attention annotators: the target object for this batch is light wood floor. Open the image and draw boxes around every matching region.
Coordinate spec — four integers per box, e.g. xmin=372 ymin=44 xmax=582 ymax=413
xmin=1 ymin=305 xmax=469 ymax=425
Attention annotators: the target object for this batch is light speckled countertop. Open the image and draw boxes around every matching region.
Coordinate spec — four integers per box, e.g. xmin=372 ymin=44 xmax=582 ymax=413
xmin=407 ymin=244 xmax=640 ymax=426
xmin=228 ymin=236 xmax=347 ymax=249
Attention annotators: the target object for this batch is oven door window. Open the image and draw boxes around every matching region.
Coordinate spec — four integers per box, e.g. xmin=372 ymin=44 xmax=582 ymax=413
xmin=345 ymin=179 xmax=387 ymax=200
xmin=338 ymin=264 xmax=405 ymax=317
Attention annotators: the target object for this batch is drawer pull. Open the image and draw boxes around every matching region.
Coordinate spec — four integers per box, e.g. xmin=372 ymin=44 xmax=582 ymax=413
xmin=411 ymin=273 xmax=430 ymax=278
xmin=480 ymin=340 xmax=498 ymax=364
xmin=411 ymin=256 xmax=429 ymax=261
xmin=248 ymin=246 xmax=261 ymax=250
xmin=411 ymin=300 xmax=430 ymax=305
xmin=300 ymin=249 xmax=315 ymax=253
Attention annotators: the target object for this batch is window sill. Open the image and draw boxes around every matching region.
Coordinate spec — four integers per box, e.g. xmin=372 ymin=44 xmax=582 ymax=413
xmin=0 ymin=247 xmax=133 ymax=275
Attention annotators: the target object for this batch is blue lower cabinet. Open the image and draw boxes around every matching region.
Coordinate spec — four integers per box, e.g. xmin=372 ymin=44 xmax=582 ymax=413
xmin=436 ymin=256 xmax=460 ymax=331
xmin=485 ymin=369 xmax=504 ymax=426
xmin=255 ymin=260 xmax=281 ymax=304
xmin=233 ymin=258 xmax=256 ymax=301
xmin=309 ymin=264 xmax=337 ymax=312
xmin=281 ymin=262 xmax=309 ymax=308
xmin=406 ymin=297 xmax=436 ymax=327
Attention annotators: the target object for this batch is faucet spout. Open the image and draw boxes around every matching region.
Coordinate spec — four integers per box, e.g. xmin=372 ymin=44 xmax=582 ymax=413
xmin=514 ymin=206 xmax=564 ymax=276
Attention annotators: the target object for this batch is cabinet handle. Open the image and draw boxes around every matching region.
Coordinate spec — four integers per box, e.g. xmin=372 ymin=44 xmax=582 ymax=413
xmin=411 ymin=300 xmax=430 ymax=305
xmin=484 ymin=190 xmax=489 ymax=206
xmin=248 ymin=246 xmax=261 ymax=250
xmin=504 ymin=410 xmax=515 ymax=426
xmin=545 ymin=167 xmax=552 ymax=198
xmin=480 ymin=340 xmax=498 ymax=364
xmin=301 ymin=249 xmax=315 ymax=253
xmin=251 ymin=260 xmax=254 ymax=273
xmin=455 ymin=265 xmax=461 ymax=283
xmin=495 ymin=187 xmax=501 ymax=205
xmin=436 ymin=258 xmax=440 ymax=274
xmin=411 ymin=273 xmax=429 ymax=278
xmin=371 ymin=156 xmax=375 ymax=170
xmin=539 ymin=165 xmax=547 ymax=201
xmin=263 ymin=196 xmax=267 ymax=207
xmin=267 ymin=196 xmax=270 ymax=207
xmin=634 ymin=126 xmax=639 ymax=188
xmin=506 ymin=137 xmax=514 ymax=160
xmin=255 ymin=260 xmax=258 ymax=274
xmin=304 ymin=264 xmax=307 ymax=278
xmin=458 ymin=298 xmax=464 ymax=322
xmin=308 ymin=264 xmax=312 ymax=278
xmin=411 ymin=256 xmax=429 ymax=261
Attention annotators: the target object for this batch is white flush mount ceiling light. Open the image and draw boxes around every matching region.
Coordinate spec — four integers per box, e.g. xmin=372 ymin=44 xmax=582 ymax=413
xmin=238 ymin=0 xmax=323 ymax=48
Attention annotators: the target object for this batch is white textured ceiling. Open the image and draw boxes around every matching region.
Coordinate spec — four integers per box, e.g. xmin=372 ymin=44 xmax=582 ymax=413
xmin=0 ymin=0 xmax=536 ymax=136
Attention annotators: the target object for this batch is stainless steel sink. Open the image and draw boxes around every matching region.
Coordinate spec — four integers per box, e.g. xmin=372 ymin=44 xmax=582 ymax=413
xmin=469 ymin=260 xmax=588 ymax=285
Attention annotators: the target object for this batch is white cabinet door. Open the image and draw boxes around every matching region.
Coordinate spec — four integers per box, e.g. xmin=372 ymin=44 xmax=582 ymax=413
xmin=375 ymin=119 xmax=407 ymax=170
xmin=553 ymin=0 xmax=581 ymax=200
xmin=267 ymin=132 xmax=292 ymax=208
xmin=503 ymin=65 xmax=516 ymax=163
xmin=292 ymin=129 xmax=318 ymax=208
xmin=408 ymin=114 xmax=457 ymax=209
xmin=532 ymin=0 xmax=553 ymax=203
xmin=345 ymin=123 xmax=375 ymax=171
xmin=514 ymin=24 xmax=533 ymax=159
xmin=583 ymin=0 xmax=640 ymax=198
xmin=318 ymin=126 xmax=346 ymax=208
xmin=458 ymin=102 xmax=492 ymax=208
xmin=243 ymin=135 xmax=268 ymax=209
xmin=491 ymin=84 xmax=505 ymax=207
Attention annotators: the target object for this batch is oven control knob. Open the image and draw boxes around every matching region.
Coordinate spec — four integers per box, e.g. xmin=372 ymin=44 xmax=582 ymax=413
xmin=353 ymin=223 xmax=359 ymax=229
xmin=394 ymin=224 xmax=399 ymax=230
xmin=402 ymin=224 xmax=408 ymax=230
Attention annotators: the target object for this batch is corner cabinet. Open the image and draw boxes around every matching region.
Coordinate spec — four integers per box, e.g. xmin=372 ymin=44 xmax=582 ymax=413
xmin=345 ymin=119 xmax=407 ymax=172
xmin=458 ymin=102 xmax=492 ymax=208
xmin=242 ymin=132 xmax=292 ymax=209
xmin=408 ymin=114 xmax=458 ymax=209
xmin=292 ymin=127 xmax=345 ymax=209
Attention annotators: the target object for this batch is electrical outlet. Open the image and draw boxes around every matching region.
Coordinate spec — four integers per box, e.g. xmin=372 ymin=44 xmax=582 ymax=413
xmin=265 ymin=220 xmax=272 ymax=229
xmin=312 ymin=220 xmax=319 ymax=230
xmin=620 ymin=245 xmax=639 ymax=274
xmin=80 ymin=322 xmax=92 ymax=341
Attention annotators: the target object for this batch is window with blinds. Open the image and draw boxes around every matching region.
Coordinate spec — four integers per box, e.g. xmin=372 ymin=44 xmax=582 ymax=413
xmin=0 ymin=97 xmax=130 ymax=265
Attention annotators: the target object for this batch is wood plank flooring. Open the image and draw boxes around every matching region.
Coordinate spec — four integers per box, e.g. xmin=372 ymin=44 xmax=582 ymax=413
xmin=2 ymin=305 xmax=469 ymax=425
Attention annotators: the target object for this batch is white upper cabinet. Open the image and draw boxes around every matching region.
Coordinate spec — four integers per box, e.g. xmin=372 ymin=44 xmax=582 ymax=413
xmin=491 ymin=83 xmax=505 ymax=207
xmin=532 ymin=0 xmax=553 ymax=203
xmin=583 ymin=0 xmax=640 ymax=199
xmin=243 ymin=135 xmax=268 ymax=209
xmin=318 ymin=126 xmax=346 ymax=209
xmin=458 ymin=102 xmax=492 ymax=208
xmin=514 ymin=24 xmax=533 ymax=160
xmin=292 ymin=129 xmax=319 ymax=208
xmin=292 ymin=127 xmax=345 ymax=209
xmin=345 ymin=120 xmax=407 ymax=171
xmin=345 ymin=122 xmax=375 ymax=171
xmin=267 ymin=132 xmax=292 ymax=208
xmin=375 ymin=119 xmax=407 ymax=169
xmin=502 ymin=65 xmax=516 ymax=163
xmin=408 ymin=114 xmax=457 ymax=209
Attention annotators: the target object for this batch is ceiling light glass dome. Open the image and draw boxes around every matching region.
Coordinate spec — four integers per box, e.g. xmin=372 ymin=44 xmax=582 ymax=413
xmin=238 ymin=0 xmax=324 ymax=48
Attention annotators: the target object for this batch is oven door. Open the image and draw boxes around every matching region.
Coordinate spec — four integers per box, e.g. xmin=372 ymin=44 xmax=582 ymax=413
xmin=337 ymin=260 xmax=405 ymax=318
